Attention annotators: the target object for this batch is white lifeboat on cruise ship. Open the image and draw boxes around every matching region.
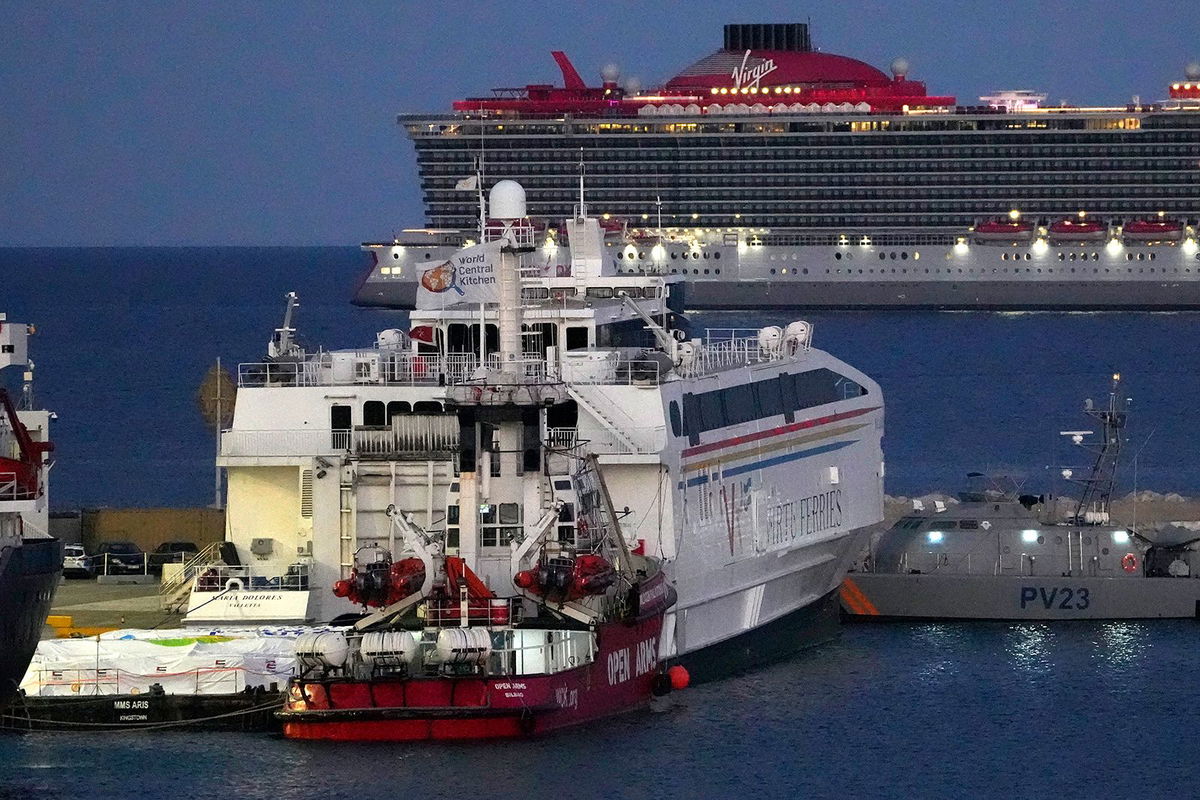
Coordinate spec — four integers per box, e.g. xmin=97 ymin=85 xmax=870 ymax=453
xmin=972 ymin=219 xmax=1035 ymax=244
xmin=1048 ymin=218 xmax=1107 ymax=243
xmin=1122 ymin=218 xmax=1185 ymax=243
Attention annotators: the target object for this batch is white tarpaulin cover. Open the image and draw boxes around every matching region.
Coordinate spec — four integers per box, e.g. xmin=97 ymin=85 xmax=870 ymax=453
xmin=21 ymin=626 xmax=343 ymax=697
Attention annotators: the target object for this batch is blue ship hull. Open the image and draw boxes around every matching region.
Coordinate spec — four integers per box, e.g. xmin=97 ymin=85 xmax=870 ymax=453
xmin=0 ymin=537 xmax=61 ymax=711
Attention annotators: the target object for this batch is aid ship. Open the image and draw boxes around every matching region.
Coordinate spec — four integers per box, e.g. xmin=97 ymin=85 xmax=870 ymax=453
xmin=183 ymin=180 xmax=884 ymax=738
xmin=1 ymin=315 xmax=60 ymax=711
xmin=357 ymin=22 xmax=1200 ymax=311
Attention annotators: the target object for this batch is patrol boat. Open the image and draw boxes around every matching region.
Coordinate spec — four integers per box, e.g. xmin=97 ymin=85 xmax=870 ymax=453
xmin=194 ymin=179 xmax=885 ymax=720
xmin=0 ymin=315 xmax=61 ymax=710
xmin=842 ymin=376 xmax=1200 ymax=620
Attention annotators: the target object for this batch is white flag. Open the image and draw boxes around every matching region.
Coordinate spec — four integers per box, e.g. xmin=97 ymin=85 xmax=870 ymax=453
xmin=416 ymin=241 xmax=502 ymax=309
xmin=454 ymin=175 xmax=479 ymax=191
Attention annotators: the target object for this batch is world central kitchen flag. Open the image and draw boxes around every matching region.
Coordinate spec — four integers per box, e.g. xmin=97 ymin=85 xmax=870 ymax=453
xmin=415 ymin=241 xmax=501 ymax=309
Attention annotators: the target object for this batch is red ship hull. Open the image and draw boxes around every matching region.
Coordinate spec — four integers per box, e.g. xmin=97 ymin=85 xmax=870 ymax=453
xmin=279 ymin=615 xmax=664 ymax=741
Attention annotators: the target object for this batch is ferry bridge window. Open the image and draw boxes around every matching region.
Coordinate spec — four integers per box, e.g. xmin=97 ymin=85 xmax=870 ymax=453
xmin=387 ymin=401 xmax=410 ymax=419
xmin=679 ymin=369 xmax=867 ymax=441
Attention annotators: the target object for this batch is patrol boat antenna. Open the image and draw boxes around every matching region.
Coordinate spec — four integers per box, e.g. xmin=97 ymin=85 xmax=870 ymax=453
xmin=1063 ymin=373 xmax=1129 ymax=525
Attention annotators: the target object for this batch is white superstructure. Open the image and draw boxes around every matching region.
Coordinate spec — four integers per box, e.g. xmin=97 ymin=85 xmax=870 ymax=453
xmin=193 ymin=182 xmax=885 ymax=669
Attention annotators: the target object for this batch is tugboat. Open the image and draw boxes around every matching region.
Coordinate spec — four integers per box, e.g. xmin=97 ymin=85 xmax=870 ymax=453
xmin=842 ymin=375 xmax=1200 ymax=620
xmin=278 ymin=459 xmax=675 ymax=741
xmin=277 ymin=183 xmax=676 ymax=740
xmin=0 ymin=314 xmax=61 ymax=710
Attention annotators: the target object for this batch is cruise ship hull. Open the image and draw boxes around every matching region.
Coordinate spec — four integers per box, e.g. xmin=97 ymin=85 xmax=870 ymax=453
xmin=357 ymin=235 xmax=1200 ymax=311
xmin=0 ymin=537 xmax=62 ymax=711
xmin=356 ymin=276 xmax=1200 ymax=311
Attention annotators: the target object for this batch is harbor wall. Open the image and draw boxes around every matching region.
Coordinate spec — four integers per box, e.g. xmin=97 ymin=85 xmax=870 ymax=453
xmin=80 ymin=508 xmax=225 ymax=552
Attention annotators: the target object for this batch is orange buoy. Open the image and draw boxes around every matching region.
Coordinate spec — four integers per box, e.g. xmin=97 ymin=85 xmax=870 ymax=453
xmin=667 ymin=665 xmax=690 ymax=690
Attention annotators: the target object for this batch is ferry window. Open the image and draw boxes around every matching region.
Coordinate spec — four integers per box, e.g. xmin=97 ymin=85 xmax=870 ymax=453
xmin=387 ymin=401 xmax=411 ymax=419
xmin=699 ymin=391 xmax=725 ymax=431
xmin=413 ymin=401 xmax=443 ymax=414
xmin=669 ymin=401 xmax=682 ymax=437
xmin=586 ymin=287 xmax=614 ymax=299
xmin=723 ymin=383 xmax=758 ymax=426
xmin=363 ymin=401 xmax=386 ymax=427
xmin=565 ymin=327 xmax=588 ymax=350
xmin=753 ymin=379 xmax=784 ymax=418
xmin=958 ymin=520 xmax=979 ymax=530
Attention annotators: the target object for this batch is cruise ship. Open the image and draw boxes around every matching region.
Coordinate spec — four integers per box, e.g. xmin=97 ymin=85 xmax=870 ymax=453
xmin=356 ymin=23 xmax=1200 ymax=310
xmin=187 ymin=181 xmax=885 ymax=686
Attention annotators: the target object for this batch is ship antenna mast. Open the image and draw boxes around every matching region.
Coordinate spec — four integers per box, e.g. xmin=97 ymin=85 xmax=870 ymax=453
xmin=1063 ymin=373 xmax=1129 ymax=524
xmin=575 ymin=147 xmax=586 ymax=220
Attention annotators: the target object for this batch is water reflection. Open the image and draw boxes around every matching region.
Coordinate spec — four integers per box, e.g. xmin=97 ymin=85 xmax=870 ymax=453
xmin=1003 ymin=623 xmax=1053 ymax=676
xmin=1092 ymin=621 xmax=1147 ymax=672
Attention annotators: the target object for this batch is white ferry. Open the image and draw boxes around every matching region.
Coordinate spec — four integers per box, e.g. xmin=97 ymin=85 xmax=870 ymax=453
xmin=186 ymin=181 xmax=885 ymax=681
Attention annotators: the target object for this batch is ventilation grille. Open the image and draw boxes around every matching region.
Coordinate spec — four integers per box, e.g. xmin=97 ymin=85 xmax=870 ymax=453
xmin=300 ymin=469 xmax=313 ymax=518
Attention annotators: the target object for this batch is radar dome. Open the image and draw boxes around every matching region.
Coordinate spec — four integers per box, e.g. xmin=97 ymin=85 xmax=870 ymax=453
xmin=890 ymin=57 xmax=910 ymax=78
xmin=489 ymin=180 xmax=527 ymax=219
xmin=601 ymin=63 xmax=620 ymax=83
xmin=1186 ymin=61 xmax=1200 ymax=80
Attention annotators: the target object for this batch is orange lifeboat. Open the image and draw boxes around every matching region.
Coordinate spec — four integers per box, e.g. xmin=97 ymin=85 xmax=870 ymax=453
xmin=973 ymin=219 xmax=1035 ymax=244
xmin=1048 ymin=218 xmax=1107 ymax=243
xmin=1122 ymin=218 xmax=1184 ymax=243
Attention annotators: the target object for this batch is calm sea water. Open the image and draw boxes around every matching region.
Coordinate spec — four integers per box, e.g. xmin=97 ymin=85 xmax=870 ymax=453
xmin=3 ymin=246 xmax=1200 ymax=508
xmin=2 ymin=621 xmax=1197 ymax=799
xmin=5 ymin=249 xmax=1199 ymax=796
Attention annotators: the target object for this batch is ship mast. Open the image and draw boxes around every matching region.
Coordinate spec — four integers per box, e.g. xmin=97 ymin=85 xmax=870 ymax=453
xmin=1063 ymin=374 xmax=1128 ymax=524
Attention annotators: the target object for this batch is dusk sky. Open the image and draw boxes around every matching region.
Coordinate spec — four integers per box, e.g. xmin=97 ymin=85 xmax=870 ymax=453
xmin=2 ymin=1 xmax=1196 ymax=246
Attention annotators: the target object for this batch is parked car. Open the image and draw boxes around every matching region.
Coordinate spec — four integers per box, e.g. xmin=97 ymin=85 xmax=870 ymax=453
xmin=148 ymin=540 xmax=198 ymax=575
xmin=94 ymin=541 xmax=146 ymax=575
xmin=62 ymin=544 xmax=95 ymax=578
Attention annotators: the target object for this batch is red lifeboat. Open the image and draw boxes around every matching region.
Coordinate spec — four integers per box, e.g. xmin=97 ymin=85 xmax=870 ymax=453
xmin=514 ymin=554 xmax=616 ymax=602
xmin=973 ymin=219 xmax=1035 ymax=243
xmin=1122 ymin=218 xmax=1184 ymax=242
xmin=1048 ymin=218 xmax=1107 ymax=243
xmin=334 ymin=557 xmax=426 ymax=608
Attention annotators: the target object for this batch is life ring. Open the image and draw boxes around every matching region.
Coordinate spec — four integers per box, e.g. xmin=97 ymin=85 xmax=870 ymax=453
xmin=1121 ymin=553 xmax=1138 ymax=573
xmin=225 ymin=578 xmax=244 ymax=591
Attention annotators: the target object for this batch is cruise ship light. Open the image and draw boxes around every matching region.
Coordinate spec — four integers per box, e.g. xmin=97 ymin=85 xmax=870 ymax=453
xmin=1009 ymin=209 xmax=1021 ymax=221
xmin=1032 ymin=238 xmax=1049 ymax=255
xmin=1112 ymin=531 xmax=1130 ymax=544
xmin=926 ymin=531 xmax=944 ymax=544
xmin=1105 ymin=238 xmax=1123 ymax=255
xmin=1183 ymin=238 xmax=1198 ymax=255
xmin=954 ymin=239 xmax=969 ymax=255
xmin=651 ymin=243 xmax=666 ymax=261
xmin=1021 ymin=530 xmax=1039 ymax=544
